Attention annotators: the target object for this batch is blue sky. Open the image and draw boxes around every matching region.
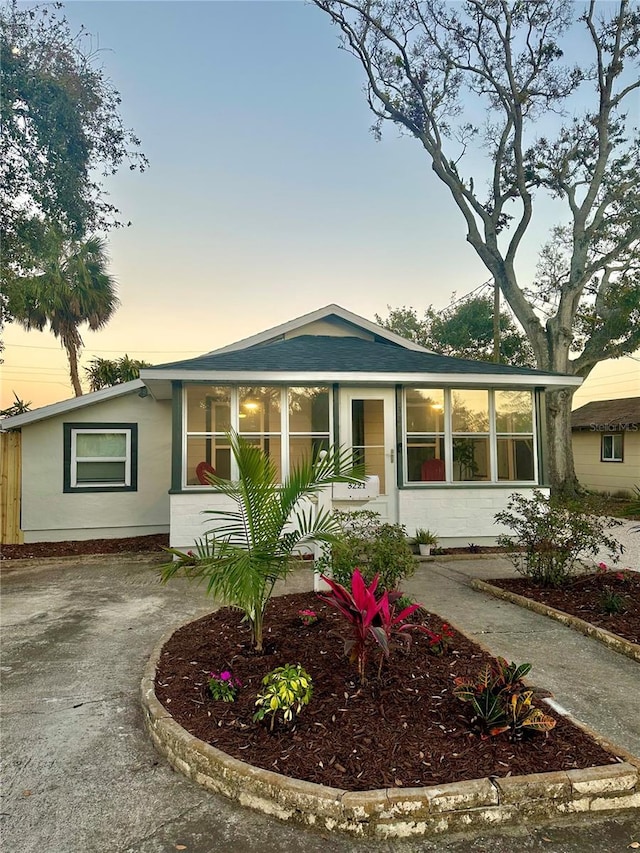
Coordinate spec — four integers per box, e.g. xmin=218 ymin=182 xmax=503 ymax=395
xmin=2 ymin=1 xmax=638 ymax=407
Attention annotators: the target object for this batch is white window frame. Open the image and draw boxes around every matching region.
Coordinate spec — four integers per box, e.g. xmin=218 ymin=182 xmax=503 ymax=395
xmin=601 ymin=432 xmax=623 ymax=462
xmin=182 ymin=385 xmax=333 ymax=488
xmin=402 ymin=388 xmax=538 ymax=486
xmin=69 ymin=427 xmax=132 ymax=489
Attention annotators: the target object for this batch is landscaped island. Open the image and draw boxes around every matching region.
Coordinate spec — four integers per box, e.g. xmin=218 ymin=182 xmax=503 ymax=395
xmin=154 ymin=591 xmax=616 ymax=792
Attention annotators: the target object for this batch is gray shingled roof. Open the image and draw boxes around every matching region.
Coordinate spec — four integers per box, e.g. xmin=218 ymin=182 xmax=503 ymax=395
xmin=572 ymin=397 xmax=640 ymax=429
xmin=149 ymin=335 xmax=568 ymax=378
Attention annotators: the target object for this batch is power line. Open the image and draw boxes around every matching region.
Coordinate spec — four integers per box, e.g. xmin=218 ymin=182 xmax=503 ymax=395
xmin=1 ymin=378 xmax=71 ymax=386
xmin=6 ymin=343 xmax=204 ymax=354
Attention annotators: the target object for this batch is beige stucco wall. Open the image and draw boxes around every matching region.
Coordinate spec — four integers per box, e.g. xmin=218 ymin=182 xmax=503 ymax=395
xmin=573 ymin=429 xmax=640 ymax=497
xmin=20 ymin=392 xmax=172 ymax=542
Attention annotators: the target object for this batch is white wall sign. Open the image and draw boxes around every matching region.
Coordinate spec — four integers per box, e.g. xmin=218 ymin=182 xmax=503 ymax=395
xmin=332 ymin=475 xmax=380 ymax=501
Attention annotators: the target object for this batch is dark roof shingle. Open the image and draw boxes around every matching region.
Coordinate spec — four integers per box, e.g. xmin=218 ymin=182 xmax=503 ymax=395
xmin=571 ymin=397 xmax=640 ymax=429
xmin=150 ymin=336 xmax=569 ymax=378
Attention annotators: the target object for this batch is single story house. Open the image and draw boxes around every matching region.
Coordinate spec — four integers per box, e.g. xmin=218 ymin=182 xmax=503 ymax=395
xmin=571 ymin=397 xmax=640 ymax=498
xmin=1 ymin=304 xmax=582 ymax=548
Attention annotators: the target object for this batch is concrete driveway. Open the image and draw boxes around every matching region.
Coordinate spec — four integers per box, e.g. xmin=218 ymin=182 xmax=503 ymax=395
xmin=1 ymin=556 xmax=638 ymax=853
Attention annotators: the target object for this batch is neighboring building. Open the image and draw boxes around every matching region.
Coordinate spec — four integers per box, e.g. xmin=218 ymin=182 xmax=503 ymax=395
xmin=571 ymin=397 xmax=640 ymax=498
xmin=1 ymin=304 xmax=582 ymax=547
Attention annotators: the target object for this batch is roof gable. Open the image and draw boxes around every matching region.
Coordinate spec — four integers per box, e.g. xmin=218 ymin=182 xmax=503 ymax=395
xmin=204 ymin=304 xmax=433 ymax=356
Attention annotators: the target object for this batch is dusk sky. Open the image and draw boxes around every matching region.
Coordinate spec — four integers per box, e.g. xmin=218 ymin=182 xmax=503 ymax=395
xmin=2 ymin=1 xmax=638 ymax=409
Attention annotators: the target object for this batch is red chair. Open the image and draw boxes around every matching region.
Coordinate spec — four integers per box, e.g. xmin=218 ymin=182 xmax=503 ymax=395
xmin=196 ymin=461 xmax=216 ymax=485
xmin=421 ymin=458 xmax=445 ymax=482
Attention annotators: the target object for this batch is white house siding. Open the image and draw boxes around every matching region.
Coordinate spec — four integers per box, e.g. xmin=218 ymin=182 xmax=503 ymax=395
xmin=573 ymin=431 xmax=640 ymax=497
xmin=21 ymin=393 xmax=172 ymax=542
xmin=170 ymin=486 xmax=545 ymax=551
xmin=170 ymin=492 xmax=236 ymax=550
xmin=170 ymin=492 xmax=322 ymax=556
xmin=398 ymin=487 xmax=550 ymax=546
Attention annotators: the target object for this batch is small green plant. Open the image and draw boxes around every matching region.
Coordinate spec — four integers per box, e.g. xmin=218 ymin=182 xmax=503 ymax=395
xmin=253 ymin=663 xmax=313 ymax=730
xmin=599 ymin=588 xmax=626 ymax=615
xmin=453 ymin=658 xmax=556 ymax=740
xmin=315 ymin=510 xmax=415 ymax=591
xmin=495 ymin=490 xmax=623 ymax=587
xmin=394 ymin=594 xmax=419 ymax=612
xmin=208 ymin=669 xmax=242 ymax=702
xmin=414 ymin=528 xmax=438 ymax=546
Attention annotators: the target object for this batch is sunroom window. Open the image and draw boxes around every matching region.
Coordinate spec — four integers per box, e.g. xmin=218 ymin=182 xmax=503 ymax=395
xmin=185 ymin=386 xmax=232 ymax=484
xmin=495 ymin=391 xmax=535 ymax=481
xmin=288 ymin=387 xmax=330 ymax=468
xmin=405 ymin=389 xmax=446 ymax=481
xmin=451 ymin=390 xmax=490 ymax=481
xmin=403 ymin=388 xmax=536 ymax=485
xmin=183 ymin=385 xmax=330 ymax=486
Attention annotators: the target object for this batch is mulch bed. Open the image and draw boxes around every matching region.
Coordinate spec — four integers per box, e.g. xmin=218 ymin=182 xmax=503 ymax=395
xmin=155 ymin=591 xmax=618 ymax=793
xmin=489 ymin=572 xmax=640 ymax=646
xmin=0 ymin=533 xmax=169 ymax=561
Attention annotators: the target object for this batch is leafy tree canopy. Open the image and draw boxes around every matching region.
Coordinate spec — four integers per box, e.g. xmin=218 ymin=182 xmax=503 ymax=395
xmin=0 ymin=1 xmax=147 ymax=278
xmin=376 ymin=291 xmax=535 ymax=366
xmin=313 ymin=0 xmax=640 ymax=494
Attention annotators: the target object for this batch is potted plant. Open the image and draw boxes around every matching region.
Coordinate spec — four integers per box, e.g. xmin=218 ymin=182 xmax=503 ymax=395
xmin=414 ymin=528 xmax=438 ymax=556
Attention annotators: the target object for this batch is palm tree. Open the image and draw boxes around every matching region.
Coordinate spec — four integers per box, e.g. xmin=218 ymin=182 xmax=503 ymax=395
xmin=161 ymin=431 xmax=365 ymax=652
xmin=85 ymin=355 xmax=152 ymax=391
xmin=8 ymin=226 xmax=119 ymax=396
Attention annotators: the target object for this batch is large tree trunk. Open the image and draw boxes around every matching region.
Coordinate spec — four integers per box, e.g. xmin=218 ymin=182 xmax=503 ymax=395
xmin=545 ymin=388 xmax=580 ymax=498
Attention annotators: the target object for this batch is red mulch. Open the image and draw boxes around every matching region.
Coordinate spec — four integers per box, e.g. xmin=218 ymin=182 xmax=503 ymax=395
xmin=490 ymin=572 xmax=640 ymax=646
xmin=154 ymin=592 xmax=617 ymax=792
xmin=0 ymin=533 xmax=169 ymax=560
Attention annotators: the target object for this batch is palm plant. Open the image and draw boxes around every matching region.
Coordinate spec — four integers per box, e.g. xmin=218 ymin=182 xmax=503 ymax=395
xmin=85 ymin=354 xmax=152 ymax=391
xmin=161 ymin=430 xmax=365 ymax=652
xmin=7 ymin=225 xmax=119 ymax=396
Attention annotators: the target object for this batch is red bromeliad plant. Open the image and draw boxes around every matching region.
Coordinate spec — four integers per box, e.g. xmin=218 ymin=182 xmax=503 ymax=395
xmin=319 ymin=569 xmax=422 ymax=684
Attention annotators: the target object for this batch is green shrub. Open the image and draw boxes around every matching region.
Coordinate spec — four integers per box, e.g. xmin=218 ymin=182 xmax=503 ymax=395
xmin=253 ymin=663 xmax=313 ymax=731
xmin=315 ymin=510 xmax=415 ymax=592
xmin=494 ymin=490 xmax=623 ymax=587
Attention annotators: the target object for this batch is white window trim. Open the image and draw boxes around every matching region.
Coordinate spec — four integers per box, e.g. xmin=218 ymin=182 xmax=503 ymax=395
xmin=602 ymin=433 xmax=623 ymax=462
xmin=182 ymin=385 xmax=333 ymax=487
xmin=402 ymin=388 xmax=538 ymax=486
xmin=70 ymin=428 xmax=132 ymax=488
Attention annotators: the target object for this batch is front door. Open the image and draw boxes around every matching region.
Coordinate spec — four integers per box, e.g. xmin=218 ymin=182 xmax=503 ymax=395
xmin=339 ymin=387 xmax=398 ymax=524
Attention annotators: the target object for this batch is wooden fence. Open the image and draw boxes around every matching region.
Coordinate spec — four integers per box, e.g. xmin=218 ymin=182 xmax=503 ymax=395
xmin=1 ymin=431 xmax=23 ymax=544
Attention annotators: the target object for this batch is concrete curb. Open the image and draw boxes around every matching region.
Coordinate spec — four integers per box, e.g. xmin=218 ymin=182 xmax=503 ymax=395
xmin=471 ymin=579 xmax=640 ymax=664
xmin=0 ymin=551 xmax=167 ymax=574
xmin=141 ymin=617 xmax=640 ymax=838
